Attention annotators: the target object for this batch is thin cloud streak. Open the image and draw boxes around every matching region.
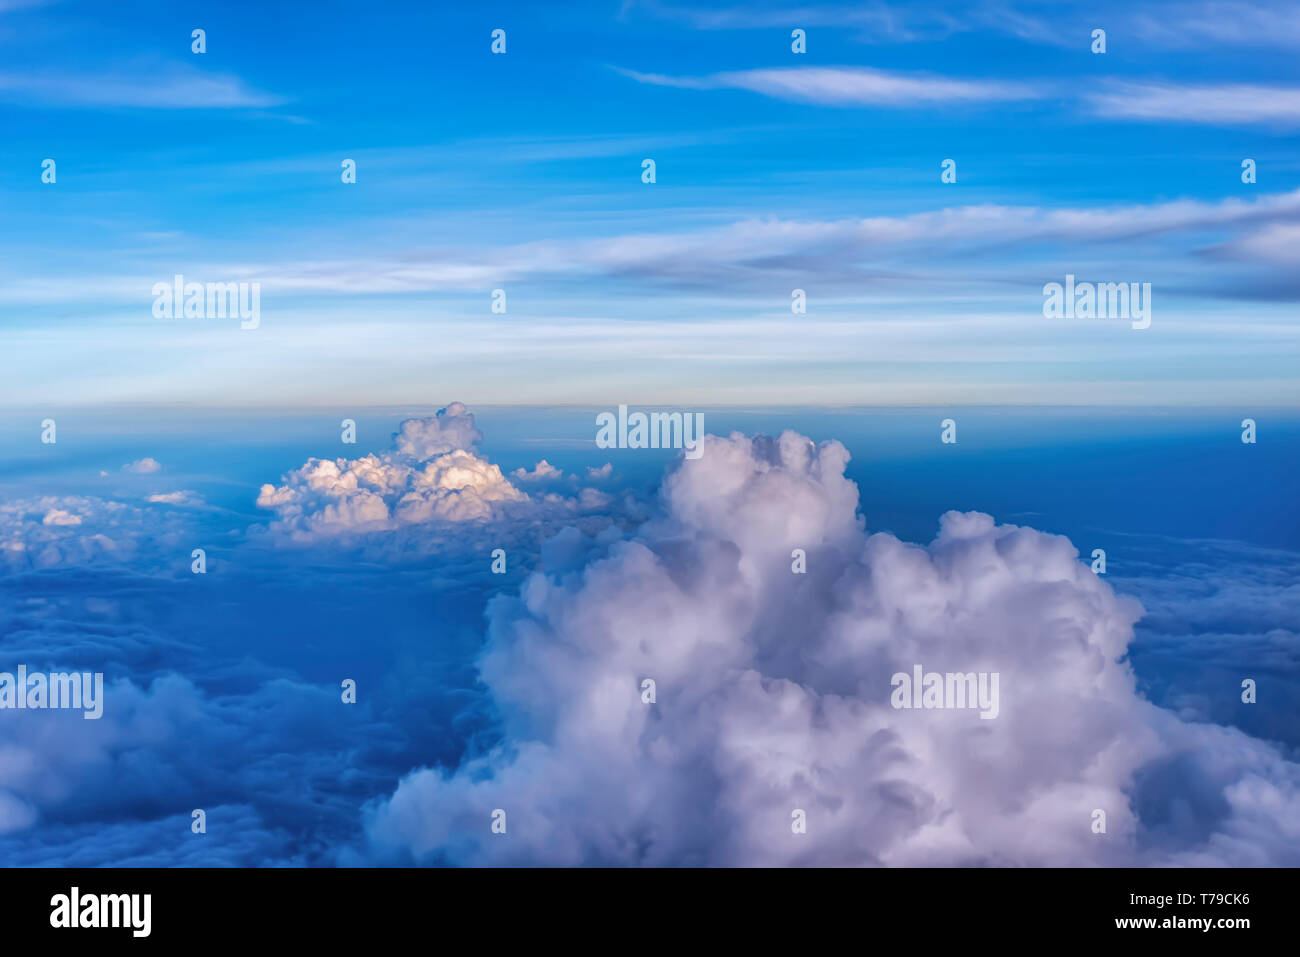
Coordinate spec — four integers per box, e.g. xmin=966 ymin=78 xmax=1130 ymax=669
xmin=1087 ymin=81 xmax=1300 ymax=127
xmin=620 ymin=65 xmax=1300 ymax=129
xmin=617 ymin=65 xmax=1045 ymax=106
xmin=3 ymin=188 xmax=1299 ymax=303
xmin=637 ymin=0 xmax=1300 ymax=50
xmin=0 ymin=65 xmax=285 ymax=109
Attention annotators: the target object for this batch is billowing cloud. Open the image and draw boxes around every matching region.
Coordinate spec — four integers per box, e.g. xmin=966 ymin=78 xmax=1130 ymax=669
xmin=392 ymin=402 xmax=483 ymax=460
xmin=0 ymin=665 xmax=376 ymax=865
xmin=365 ymin=429 xmax=1300 ymax=865
xmin=122 ymin=458 xmax=161 ymax=474
xmin=256 ymin=403 xmax=621 ymax=544
xmin=41 ymin=509 xmax=82 ymax=527
xmin=256 ymin=451 xmax=525 ymax=540
xmin=511 ymin=461 xmax=564 ymax=483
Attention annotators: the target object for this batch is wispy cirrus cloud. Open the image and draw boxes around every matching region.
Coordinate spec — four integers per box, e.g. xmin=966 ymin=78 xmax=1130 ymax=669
xmin=624 ymin=0 xmax=965 ymax=41
xmin=1130 ymin=1 xmax=1300 ymax=49
xmin=239 ymin=187 xmax=1300 ymax=296
xmin=0 ymin=64 xmax=285 ymax=109
xmin=635 ymin=0 xmax=1300 ymax=50
xmin=1206 ymin=222 xmax=1300 ymax=266
xmin=4 ymin=188 xmax=1300 ymax=304
xmin=621 ymin=64 xmax=1300 ymax=129
xmin=145 ymin=491 xmax=205 ymax=507
xmin=1086 ymin=80 xmax=1300 ymax=128
xmin=616 ymin=65 xmax=1044 ymax=107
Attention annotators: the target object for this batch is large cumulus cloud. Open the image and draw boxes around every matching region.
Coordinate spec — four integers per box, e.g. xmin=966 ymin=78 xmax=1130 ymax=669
xmin=364 ymin=429 xmax=1300 ymax=866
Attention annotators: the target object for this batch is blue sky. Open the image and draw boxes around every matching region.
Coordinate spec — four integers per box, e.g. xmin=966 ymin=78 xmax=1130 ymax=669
xmin=2 ymin=0 xmax=1299 ymax=407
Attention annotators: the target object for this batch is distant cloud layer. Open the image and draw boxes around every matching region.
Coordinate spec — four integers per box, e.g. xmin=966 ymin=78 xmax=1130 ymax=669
xmin=0 ymin=495 xmax=186 ymax=570
xmin=365 ymin=428 xmax=1300 ymax=865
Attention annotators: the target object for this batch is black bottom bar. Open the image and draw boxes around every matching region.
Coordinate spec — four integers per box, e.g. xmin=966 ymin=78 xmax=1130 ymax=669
xmin=3 ymin=867 xmax=1284 ymax=943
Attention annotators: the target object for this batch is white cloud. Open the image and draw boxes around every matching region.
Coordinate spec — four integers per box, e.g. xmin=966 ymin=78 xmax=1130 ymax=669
xmin=0 ymin=65 xmax=285 ymax=109
xmin=41 ymin=509 xmax=82 ymax=527
xmin=4 ymin=190 xmax=1299 ymax=308
xmin=1088 ymin=81 xmax=1300 ymax=127
xmin=511 ymin=460 xmax=564 ymax=483
xmin=256 ymin=450 xmax=527 ymax=540
xmin=145 ymin=491 xmax=204 ymax=507
xmin=0 ymin=495 xmax=191 ymax=570
xmin=617 ymin=65 xmax=1043 ymax=107
xmin=250 ymin=407 xmax=652 ymax=560
xmin=256 ymin=403 xmax=532 ymax=542
xmin=630 ymin=0 xmax=950 ymax=37
xmin=642 ymin=0 xmax=1300 ymax=51
xmin=617 ymin=61 xmax=1300 ymax=128
xmin=365 ymin=429 xmax=1300 ymax=865
xmin=173 ymin=188 xmax=1300 ymax=296
xmin=1207 ymin=222 xmax=1300 ymax=265
xmin=122 ymin=458 xmax=162 ymax=474
xmin=392 ymin=402 xmax=483 ymax=459
xmin=1132 ymin=1 xmax=1300 ymax=49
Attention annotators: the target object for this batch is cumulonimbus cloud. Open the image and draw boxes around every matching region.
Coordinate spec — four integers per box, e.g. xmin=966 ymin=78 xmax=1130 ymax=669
xmin=364 ymin=428 xmax=1300 ymax=865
